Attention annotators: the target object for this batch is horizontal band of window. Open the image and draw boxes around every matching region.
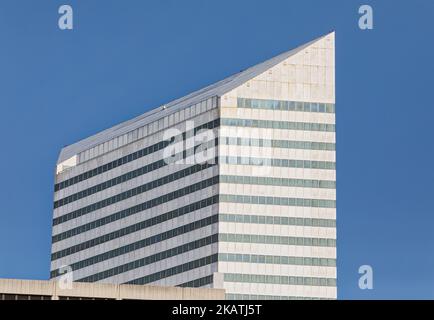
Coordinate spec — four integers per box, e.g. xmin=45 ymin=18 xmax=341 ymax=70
xmin=237 ymin=97 xmax=335 ymax=114
xmin=53 ymin=215 xmax=218 ymax=280
xmin=219 ymin=233 xmax=336 ymax=247
xmin=76 ymin=234 xmax=218 ymax=282
xmin=220 ymin=175 xmax=335 ymax=189
xmin=220 ymin=156 xmax=335 ymax=170
xmin=51 ymin=192 xmax=219 ymax=261
xmin=178 ymin=275 xmax=214 ymax=288
xmin=54 ymin=142 xmax=217 ymax=208
xmin=74 ymin=235 xmax=335 ymax=283
xmin=219 ymin=194 xmax=336 ymax=208
xmin=51 ymin=220 xmax=333 ymax=278
xmin=221 ymin=136 xmax=335 ymax=151
xmin=53 ymin=168 xmax=219 ymax=226
xmin=50 ymin=212 xmax=218 ymax=277
xmin=53 ymin=187 xmax=334 ymax=246
xmin=56 ymin=153 xmax=334 ymax=211
xmin=53 ymin=189 xmax=217 ymax=246
xmin=226 ymin=293 xmax=333 ymax=300
xmin=224 ymin=272 xmax=337 ymax=287
xmin=52 ymin=192 xmax=334 ymax=262
xmin=51 ymin=199 xmax=218 ymax=278
xmin=221 ymin=118 xmax=335 ymax=132
xmin=219 ymin=253 xmax=336 ymax=267
xmin=56 ymin=115 xmax=329 ymax=192
xmin=220 ymin=213 xmax=336 ymax=228
xmin=125 ymin=254 xmax=218 ymax=285
xmin=55 ymin=118 xmax=220 ymax=192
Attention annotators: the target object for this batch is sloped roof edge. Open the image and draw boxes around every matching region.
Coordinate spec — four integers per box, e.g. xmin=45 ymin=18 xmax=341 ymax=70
xmin=57 ymin=32 xmax=331 ymax=164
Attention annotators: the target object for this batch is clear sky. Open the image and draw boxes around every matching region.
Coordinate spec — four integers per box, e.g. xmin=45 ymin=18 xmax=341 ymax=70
xmin=0 ymin=0 xmax=433 ymax=299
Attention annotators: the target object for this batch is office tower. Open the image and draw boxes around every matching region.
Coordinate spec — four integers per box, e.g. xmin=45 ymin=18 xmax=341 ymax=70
xmin=51 ymin=32 xmax=336 ymax=299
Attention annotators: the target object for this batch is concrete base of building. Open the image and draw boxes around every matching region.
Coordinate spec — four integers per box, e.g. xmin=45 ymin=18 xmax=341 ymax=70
xmin=0 ymin=278 xmax=225 ymax=300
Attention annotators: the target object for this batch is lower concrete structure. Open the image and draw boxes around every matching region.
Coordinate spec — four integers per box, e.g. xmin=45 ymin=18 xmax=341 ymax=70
xmin=0 ymin=278 xmax=225 ymax=300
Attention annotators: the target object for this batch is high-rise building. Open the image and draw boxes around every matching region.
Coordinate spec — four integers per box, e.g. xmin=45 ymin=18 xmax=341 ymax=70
xmin=51 ymin=32 xmax=336 ymax=300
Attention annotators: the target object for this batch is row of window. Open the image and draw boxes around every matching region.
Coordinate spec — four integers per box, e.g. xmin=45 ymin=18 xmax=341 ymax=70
xmin=219 ymin=213 xmax=336 ymax=228
xmin=53 ymin=173 xmax=219 ymax=226
xmin=77 ymin=234 xmax=219 ymax=282
xmin=52 ymin=216 xmax=335 ymax=279
xmin=219 ymin=194 xmax=336 ymax=208
xmin=224 ymin=273 xmax=337 ymax=287
xmin=56 ymin=114 xmax=334 ymax=193
xmin=53 ymin=188 xmax=218 ymax=243
xmin=53 ymin=188 xmax=334 ymax=261
xmin=51 ymin=209 xmax=218 ymax=263
xmin=220 ymin=233 xmax=336 ymax=247
xmin=53 ymin=171 xmax=335 ymax=243
xmin=0 ymin=294 xmax=52 ymax=300
xmin=57 ymin=168 xmax=335 ymax=212
xmin=221 ymin=136 xmax=335 ymax=151
xmin=220 ymin=175 xmax=336 ymax=189
xmin=54 ymin=190 xmax=334 ymax=262
xmin=221 ymin=118 xmax=335 ymax=132
xmin=77 ymin=97 xmax=217 ymax=165
xmin=226 ymin=293 xmax=332 ymax=300
xmin=237 ymin=98 xmax=335 ymax=114
xmin=220 ymin=156 xmax=336 ymax=170
xmin=57 ymin=151 xmax=331 ymax=232
xmin=52 ymin=205 xmax=334 ymax=277
xmin=53 ymin=192 xmax=217 ymax=243
xmin=74 ymin=232 xmax=336 ymax=283
xmin=178 ymin=275 xmax=214 ymax=288
xmin=126 ymin=254 xmax=219 ymax=285
xmin=55 ymin=119 xmax=220 ymax=191
xmin=54 ymin=151 xmax=217 ymax=208
xmin=54 ymin=188 xmax=335 ymax=260
xmin=55 ymin=153 xmax=334 ymax=215
xmin=219 ymin=253 xmax=336 ymax=267
xmin=51 ymin=198 xmax=218 ymax=277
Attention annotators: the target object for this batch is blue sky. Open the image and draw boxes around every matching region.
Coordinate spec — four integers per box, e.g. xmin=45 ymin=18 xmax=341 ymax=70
xmin=0 ymin=0 xmax=433 ymax=299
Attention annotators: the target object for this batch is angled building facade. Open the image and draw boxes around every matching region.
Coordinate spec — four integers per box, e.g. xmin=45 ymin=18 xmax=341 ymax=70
xmin=51 ymin=32 xmax=336 ymax=299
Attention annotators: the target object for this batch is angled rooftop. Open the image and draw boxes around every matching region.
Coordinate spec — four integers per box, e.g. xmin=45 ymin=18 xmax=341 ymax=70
xmin=58 ymin=32 xmax=333 ymax=165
